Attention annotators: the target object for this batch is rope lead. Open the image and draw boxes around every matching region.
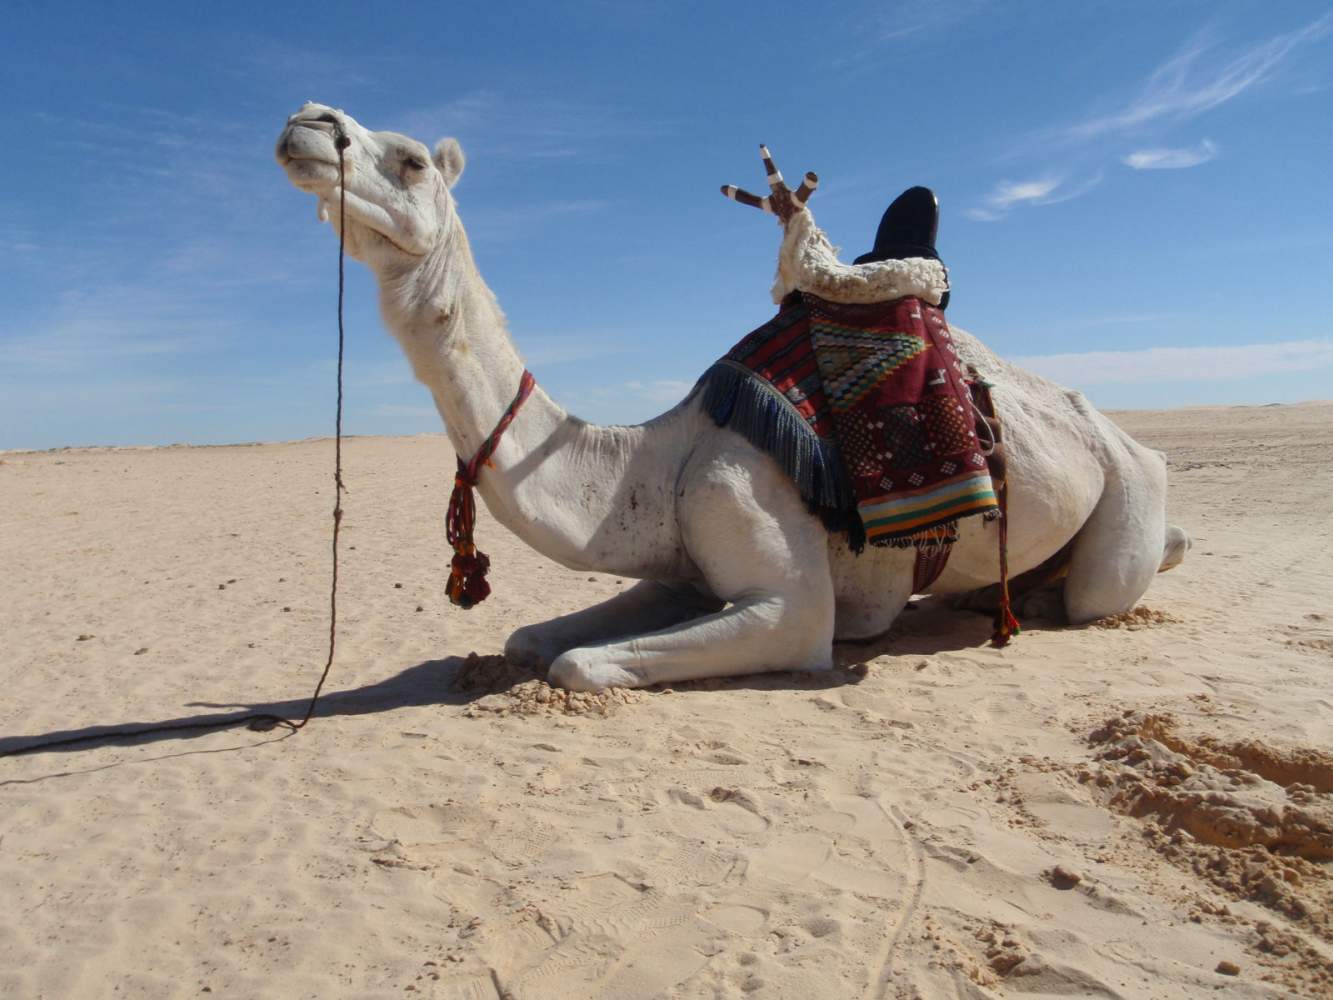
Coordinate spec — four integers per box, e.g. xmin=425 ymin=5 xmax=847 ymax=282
xmin=2 ymin=127 xmax=353 ymax=757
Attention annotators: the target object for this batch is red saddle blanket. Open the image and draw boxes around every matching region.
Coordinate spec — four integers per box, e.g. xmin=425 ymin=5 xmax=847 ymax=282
xmin=699 ymin=292 xmax=998 ymax=548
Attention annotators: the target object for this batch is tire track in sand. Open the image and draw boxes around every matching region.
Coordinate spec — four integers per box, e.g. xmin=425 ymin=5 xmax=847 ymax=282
xmin=866 ymin=802 xmax=925 ymax=1000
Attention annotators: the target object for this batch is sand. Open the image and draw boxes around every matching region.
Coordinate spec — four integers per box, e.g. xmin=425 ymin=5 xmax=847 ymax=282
xmin=2 ymin=402 xmax=1330 ymax=999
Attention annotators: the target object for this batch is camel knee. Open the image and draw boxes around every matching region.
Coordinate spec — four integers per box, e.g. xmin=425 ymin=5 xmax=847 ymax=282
xmin=758 ymin=594 xmax=835 ymax=668
xmin=1063 ymin=535 xmax=1163 ymax=625
xmin=1159 ymin=524 xmax=1190 ymax=573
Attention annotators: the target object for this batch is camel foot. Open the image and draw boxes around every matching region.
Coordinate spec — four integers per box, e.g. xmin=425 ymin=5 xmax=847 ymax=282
xmin=952 ymin=581 xmax=1068 ymax=624
xmin=547 ymin=652 xmax=640 ymax=692
xmin=1013 ymin=583 xmax=1068 ymax=623
xmin=951 ymin=587 xmax=995 ymax=615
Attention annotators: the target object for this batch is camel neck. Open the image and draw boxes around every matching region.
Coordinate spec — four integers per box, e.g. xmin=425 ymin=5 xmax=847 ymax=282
xmin=368 ymin=220 xmax=701 ymax=579
xmin=375 ymin=224 xmax=564 ymax=465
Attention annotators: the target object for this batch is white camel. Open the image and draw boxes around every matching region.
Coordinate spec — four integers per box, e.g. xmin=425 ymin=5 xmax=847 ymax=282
xmin=276 ymin=103 xmax=1189 ymax=691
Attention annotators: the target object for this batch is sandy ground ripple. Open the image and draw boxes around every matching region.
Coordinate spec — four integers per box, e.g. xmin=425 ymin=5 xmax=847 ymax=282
xmin=2 ymin=402 xmax=1330 ymax=998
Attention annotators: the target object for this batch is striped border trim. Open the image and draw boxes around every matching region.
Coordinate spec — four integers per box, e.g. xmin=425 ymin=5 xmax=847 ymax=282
xmin=860 ymin=473 xmax=999 ymax=532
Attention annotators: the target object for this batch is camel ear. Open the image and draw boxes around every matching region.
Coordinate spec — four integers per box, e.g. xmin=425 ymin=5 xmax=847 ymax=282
xmin=433 ymin=138 xmax=465 ymax=188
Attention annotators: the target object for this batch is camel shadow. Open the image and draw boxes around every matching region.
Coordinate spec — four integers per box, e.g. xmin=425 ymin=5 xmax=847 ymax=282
xmin=620 ymin=600 xmax=1055 ymax=694
xmin=1 ymin=603 xmax=1061 ymax=762
xmin=832 ymin=597 xmax=1067 ymax=664
xmin=649 ymin=663 xmax=870 ymax=695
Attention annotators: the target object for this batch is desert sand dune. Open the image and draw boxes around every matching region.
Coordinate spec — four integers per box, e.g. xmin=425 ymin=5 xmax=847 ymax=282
xmin=1 ymin=402 xmax=1330 ymax=998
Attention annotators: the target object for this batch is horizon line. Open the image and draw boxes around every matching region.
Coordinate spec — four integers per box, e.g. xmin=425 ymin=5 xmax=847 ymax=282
xmin=5 ymin=398 xmax=1332 ymax=456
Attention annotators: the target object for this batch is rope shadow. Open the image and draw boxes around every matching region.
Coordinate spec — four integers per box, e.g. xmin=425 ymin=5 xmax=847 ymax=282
xmin=0 ymin=731 xmax=298 ymax=787
xmin=0 ymin=655 xmax=482 ymax=759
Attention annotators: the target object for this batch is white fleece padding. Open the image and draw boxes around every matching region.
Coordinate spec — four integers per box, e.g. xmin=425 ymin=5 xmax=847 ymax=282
xmin=771 ymin=209 xmax=949 ymax=306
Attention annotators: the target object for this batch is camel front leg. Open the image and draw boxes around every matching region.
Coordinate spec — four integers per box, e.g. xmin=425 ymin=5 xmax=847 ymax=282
xmin=504 ymin=579 xmax=723 ymax=670
xmin=548 ymin=444 xmax=838 ymax=691
xmin=547 ymin=590 xmax=835 ymax=691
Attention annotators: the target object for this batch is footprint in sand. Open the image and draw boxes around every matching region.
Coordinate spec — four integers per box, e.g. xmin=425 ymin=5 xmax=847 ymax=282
xmin=501 ymin=873 xmax=716 ymax=1000
xmin=704 ymin=903 xmax=769 ymax=937
xmin=370 ymin=802 xmax=493 ymax=869
xmin=429 ymin=972 xmax=502 ymax=1000
xmin=647 ymin=837 xmax=738 ymax=889
xmin=746 ymin=832 xmax=832 ymax=886
xmin=1281 ymin=617 xmax=1333 ymax=654
xmin=747 ymin=795 xmax=914 ymax=901
xmin=369 ymin=802 xmax=559 ymax=872
xmin=662 ymin=782 xmax=769 ymax=836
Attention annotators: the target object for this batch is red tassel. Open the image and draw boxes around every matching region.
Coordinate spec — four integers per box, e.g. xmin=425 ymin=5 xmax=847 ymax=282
xmin=445 ymin=464 xmax=491 ymax=609
xmin=992 ymin=604 xmax=1021 ymax=648
xmin=446 ymin=547 xmax=491 ymax=609
xmin=442 ymin=370 xmax=536 ymax=610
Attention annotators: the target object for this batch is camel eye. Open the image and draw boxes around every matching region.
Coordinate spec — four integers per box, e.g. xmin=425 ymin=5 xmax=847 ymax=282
xmin=403 ymin=155 xmax=428 ymax=171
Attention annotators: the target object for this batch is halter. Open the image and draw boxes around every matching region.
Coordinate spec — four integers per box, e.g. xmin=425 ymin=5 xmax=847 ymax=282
xmin=444 ymin=369 xmax=537 ymax=608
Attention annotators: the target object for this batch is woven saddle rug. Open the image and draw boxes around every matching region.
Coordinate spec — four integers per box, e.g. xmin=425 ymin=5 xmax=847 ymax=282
xmin=699 ymin=292 xmax=999 ymax=551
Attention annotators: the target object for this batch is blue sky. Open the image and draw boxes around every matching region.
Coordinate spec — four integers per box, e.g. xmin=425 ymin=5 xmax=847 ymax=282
xmin=2 ymin=1 xmax=1331 ymax=450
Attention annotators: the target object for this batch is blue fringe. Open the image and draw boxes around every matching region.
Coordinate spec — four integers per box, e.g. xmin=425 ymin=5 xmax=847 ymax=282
xmin=698 ymin=361 xmax=866 ymax=551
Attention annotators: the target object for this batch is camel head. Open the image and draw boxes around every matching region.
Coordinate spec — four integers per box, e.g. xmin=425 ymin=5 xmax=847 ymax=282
xmin=276 ymin=102 xmax=465 ymax=267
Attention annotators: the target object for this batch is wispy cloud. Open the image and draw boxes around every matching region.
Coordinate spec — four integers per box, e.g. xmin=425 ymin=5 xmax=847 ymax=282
xmin=975 ymin=14 xmax=1331 ymax=214
xmin=1123 ymin=139 xmax=1218 ymax=170
xmin=623 ymin=379 xmax=694 ymax=404
xmin=29 ymin=105 xmax=270 ymax=209
xmin=1013 ymin=339 xmax=1333 ymax=387
xmin=2 ymin=277 xmax=230 ymax=376
xmin=311 ymin=359 xmax=415 ymax=389
xmin=983 ymin=177 xmax=1061 ymax=209
xmin=1067 ymin=13 xmax=1333 ymax=140
xmin=372 ymin=403 xmax=437 ymax=419
xmin=393 ymin=90 xmax=666 ymax=160
xmin=466 ymin=198 xmax=611 ymax=244
xmin=228 ymin=33 xmax=381 ymax=92
xmin=828 ymin=0 xmax=990 ymax=69
xmin=966 ymin=172 xmax=1102 ymax=221
xmin=2 ymin=231 xmax=315 ymax=380
xmin=520 ymin=336 xmax=630 ymax=367
xmin=553 ymin=376 xmax=698 ymax=425
xmin=859 ymin=0 xmax=955 ymax=44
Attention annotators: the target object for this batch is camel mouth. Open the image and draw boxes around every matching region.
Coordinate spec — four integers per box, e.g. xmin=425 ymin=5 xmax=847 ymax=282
xmin=279 ymin=151 xmax=338 ymax=170
xmin=276 ymin=121 xmax=342 ymax=176
xmin=282 ymin=157 xmax=341 ymax=194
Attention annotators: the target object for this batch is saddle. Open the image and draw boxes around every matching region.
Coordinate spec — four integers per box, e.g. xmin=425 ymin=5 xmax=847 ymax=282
xmin=699 ymin=292 xmax=1000 ymax=556
xmin=703 ymin=177 xmax=1019 ymax=643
